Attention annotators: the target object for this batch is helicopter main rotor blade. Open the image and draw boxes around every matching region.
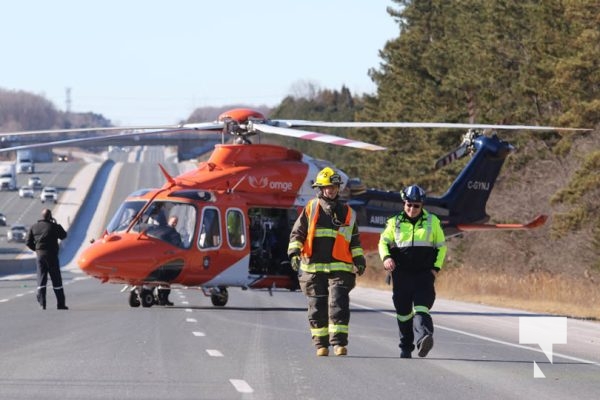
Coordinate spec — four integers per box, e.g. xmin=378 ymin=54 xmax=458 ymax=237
xmin=0 ymin=122 xmax=225 ymax=138
xmin=275 ymin=120 xmax=591 ymax=132
xmin=177 ymin=122 xmax=224 ymax=131
xmin=252 ymin=123 xmax=386 ymax=151
xmin=0 ymin=128 xmax=210 ymax=153
xmin=0 ymin=125 xmax=184 ymax=137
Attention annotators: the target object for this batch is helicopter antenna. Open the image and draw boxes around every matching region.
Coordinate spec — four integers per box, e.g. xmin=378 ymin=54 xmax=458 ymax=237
xmin=228 ymin=174 xmax=247 ymax=193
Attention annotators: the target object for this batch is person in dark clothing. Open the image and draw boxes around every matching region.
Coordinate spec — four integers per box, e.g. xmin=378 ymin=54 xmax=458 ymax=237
xmin=378 ymin=185 xmax=446 ymax=358
xmin=26 ymin=209 xmax=68 ymax=310
xmin=155 ymin=215 xmax=180 ymax=306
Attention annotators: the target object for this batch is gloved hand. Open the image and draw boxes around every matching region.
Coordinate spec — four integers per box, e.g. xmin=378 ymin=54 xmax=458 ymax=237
xmin=290 ymin=255 xmax=301 ymax=271
xmin=355 ymin=264 xmax=366 ymax=276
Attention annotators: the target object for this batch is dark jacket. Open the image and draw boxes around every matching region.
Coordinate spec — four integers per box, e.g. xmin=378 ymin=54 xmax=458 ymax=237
xmin=26 ymin=219 xmax=67 ymax=254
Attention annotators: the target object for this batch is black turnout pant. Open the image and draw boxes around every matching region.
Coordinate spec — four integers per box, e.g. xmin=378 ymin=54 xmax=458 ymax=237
xmin=391 ymin=269 xmax=436 ymax=352
xmin=299 ymin=270 xmax=356 ymax=348
xmin=36 ymin=252 xmax=66 ymax=308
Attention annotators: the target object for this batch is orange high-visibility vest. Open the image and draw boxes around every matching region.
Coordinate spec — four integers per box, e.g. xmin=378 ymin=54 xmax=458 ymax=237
xmin=302 ymin=199 xmax=355 ymax=263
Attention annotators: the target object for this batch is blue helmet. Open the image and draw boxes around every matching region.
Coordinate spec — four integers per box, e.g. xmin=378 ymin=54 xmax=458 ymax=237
xmin=402 ymin=185 xmax=426 ymax=203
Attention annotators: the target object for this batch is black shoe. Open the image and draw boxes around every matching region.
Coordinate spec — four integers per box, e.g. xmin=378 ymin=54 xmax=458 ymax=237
xmin=417 ymin=334 xmax=434 ymax=358
xmin=400 ymin=349 xmax=412 ymax=359
xmin=40 ymin=303 xmax=46 ymax=310
xmin=57 ymin=305 xmax=69 ymax=310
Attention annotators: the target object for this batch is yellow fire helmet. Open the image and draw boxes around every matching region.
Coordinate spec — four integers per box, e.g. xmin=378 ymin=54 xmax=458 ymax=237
xmin=312 ymin=167 xmax=343 ymax=188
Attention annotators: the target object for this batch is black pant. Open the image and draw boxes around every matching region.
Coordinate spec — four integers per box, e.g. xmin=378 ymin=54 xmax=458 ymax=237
xmin=391 ymin=269 xmax=436 ymax=352
xmin=36 ymin=252 xmax=66 ymax=308
xmin=299 ymin=271 xmax=356 ymax=348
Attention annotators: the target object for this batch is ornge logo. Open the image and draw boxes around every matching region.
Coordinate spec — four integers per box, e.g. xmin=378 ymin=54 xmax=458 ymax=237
xmin=248 ymin=176 xmax=293 ymax=192
xmin=248 ymin=176 xmax=268 ymax=189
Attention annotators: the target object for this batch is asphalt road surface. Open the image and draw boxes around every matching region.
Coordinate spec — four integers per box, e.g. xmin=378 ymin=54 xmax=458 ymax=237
xmin=1 ymin=147 xmax=598 ymax=399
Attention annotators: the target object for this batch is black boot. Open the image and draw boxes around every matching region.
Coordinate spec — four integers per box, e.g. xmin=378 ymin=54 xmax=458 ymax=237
xmin=157 ymin=288 xmax=174 ymax=306
xmin=55 ymin=288 xmax=68 ymax=310
xmin=37 ymin=289 xmax=46 ymax=310
xmin=163 ymin=289 xmax=174 ymax=306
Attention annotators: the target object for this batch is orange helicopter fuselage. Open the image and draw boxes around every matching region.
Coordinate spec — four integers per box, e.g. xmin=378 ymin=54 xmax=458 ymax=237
xmin=78 ymin=142 xmax=336 ymax=290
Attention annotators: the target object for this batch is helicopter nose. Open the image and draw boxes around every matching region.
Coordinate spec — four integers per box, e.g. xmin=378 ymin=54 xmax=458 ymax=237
xmin=78 ymin=234 xmax=176 ymax=282
xmin=77 ymin=235 xmax=131 ymax=279
xmin=78 ymin=244 xmax=118 ymax=281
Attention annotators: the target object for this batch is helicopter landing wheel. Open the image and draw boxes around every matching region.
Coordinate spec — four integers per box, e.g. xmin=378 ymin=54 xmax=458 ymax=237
xmin=128 ymin=290 xmax=141 ymax=308
xmin=210 ymin=287 xmax=228 ymax=307
xmin=140 ymin=288 xmax=154 ymax=308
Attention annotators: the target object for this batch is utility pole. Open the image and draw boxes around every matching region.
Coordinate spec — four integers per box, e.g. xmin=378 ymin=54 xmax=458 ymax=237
xmin=64 ymin=87 xmax=73 ymax=132
xmin=65 ymin=87 xmax=72 ymax=113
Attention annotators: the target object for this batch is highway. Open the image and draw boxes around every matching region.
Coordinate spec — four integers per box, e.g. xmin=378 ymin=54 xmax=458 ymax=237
xmin=1 ymin=147 xmax=599 ymax=399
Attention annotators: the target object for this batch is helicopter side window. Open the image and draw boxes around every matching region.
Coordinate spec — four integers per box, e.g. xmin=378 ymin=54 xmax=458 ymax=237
xmin=199 ymin=207 xmax=221 ymax=249
xmin=226 ymin=209 xmax=245 ymax=249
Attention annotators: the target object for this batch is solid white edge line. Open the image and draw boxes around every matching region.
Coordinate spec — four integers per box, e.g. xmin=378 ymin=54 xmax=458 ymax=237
xmin=230 ymin=379 xmax=253 ymax=393
xmin=350 ymin=302 xmax=600 ymax=367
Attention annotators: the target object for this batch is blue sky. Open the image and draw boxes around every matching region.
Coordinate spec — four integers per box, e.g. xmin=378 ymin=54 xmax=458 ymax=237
xmin=2 ymin=1 xmax=398 ymax=126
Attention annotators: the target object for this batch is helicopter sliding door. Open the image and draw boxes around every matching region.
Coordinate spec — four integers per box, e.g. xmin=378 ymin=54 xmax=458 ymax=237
xmin=247 ymin=207 xmax=298 ymax=276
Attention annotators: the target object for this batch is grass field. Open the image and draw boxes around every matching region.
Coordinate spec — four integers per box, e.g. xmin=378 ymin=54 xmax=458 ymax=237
xmin=359 ymin=256 xmax=600 ymax=321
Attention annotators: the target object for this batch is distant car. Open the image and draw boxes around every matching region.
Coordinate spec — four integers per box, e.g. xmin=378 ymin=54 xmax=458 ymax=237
xmin=57 ymin=155 xmax=69 ymax=162
xmin=40 ymin=187 xmax=58 ymax=204
xmin=19 ymin=186 xmax=34 ymax=198
xmin=7 ymin=224 xmax=28 ymax=243
xmin=28 ymin=176 xmax=42 ymax=188
xmin=0 ymin=212 xmax=6 ymax=226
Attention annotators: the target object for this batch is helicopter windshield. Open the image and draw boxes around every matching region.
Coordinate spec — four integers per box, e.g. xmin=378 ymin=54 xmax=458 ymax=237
xmin=106 ymin=201 xmax=145 ymax=233
xmin=106 ymin=200 xmax=197 ymax=248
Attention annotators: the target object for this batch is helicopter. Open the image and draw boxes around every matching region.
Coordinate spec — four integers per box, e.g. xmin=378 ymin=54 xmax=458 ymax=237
xmin=0 ymin=108 xmax=587 ymax=307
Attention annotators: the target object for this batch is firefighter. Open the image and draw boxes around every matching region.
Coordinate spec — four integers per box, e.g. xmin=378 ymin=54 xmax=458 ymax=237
xmin=288 ymin=167 xmax=366 ymax=357
xmin=26 ymin=208 xmax=68 ymax=310
xmin=378 ymin=185 xmax=446 ymax=358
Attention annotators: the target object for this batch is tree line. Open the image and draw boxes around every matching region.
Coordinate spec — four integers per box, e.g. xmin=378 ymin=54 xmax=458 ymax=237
xmin=1 ymin=0 xmax=598 ymax=268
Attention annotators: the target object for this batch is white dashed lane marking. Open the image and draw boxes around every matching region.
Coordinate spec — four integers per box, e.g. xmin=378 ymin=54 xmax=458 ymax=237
xmin=178 ymin=296 xmax=254 ymax=395
xmin=206 ymin=349 xmax=223 ymax=357
xmin=230 ymin=379 xmax=253 ymax=393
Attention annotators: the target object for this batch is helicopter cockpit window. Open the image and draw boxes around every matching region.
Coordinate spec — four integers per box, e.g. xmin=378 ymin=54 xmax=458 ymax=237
xmin=226 ymin=209 xmax=245 ymax=249
xmin=130 ymin=201 xmax=196 ymax=248
xmin=106 ymin=201 xmax=146 ymax=233
xmin=198 ymin=207 xmax=221 ymax=249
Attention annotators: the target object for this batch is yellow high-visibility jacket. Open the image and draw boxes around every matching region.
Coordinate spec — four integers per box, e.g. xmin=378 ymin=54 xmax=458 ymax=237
xmin=378 ymin=209 xmax=446 ymax=271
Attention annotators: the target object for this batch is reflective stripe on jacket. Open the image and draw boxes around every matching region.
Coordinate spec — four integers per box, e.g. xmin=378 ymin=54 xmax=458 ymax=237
xmin=378 ymin=209 xmax=446 ymax=270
